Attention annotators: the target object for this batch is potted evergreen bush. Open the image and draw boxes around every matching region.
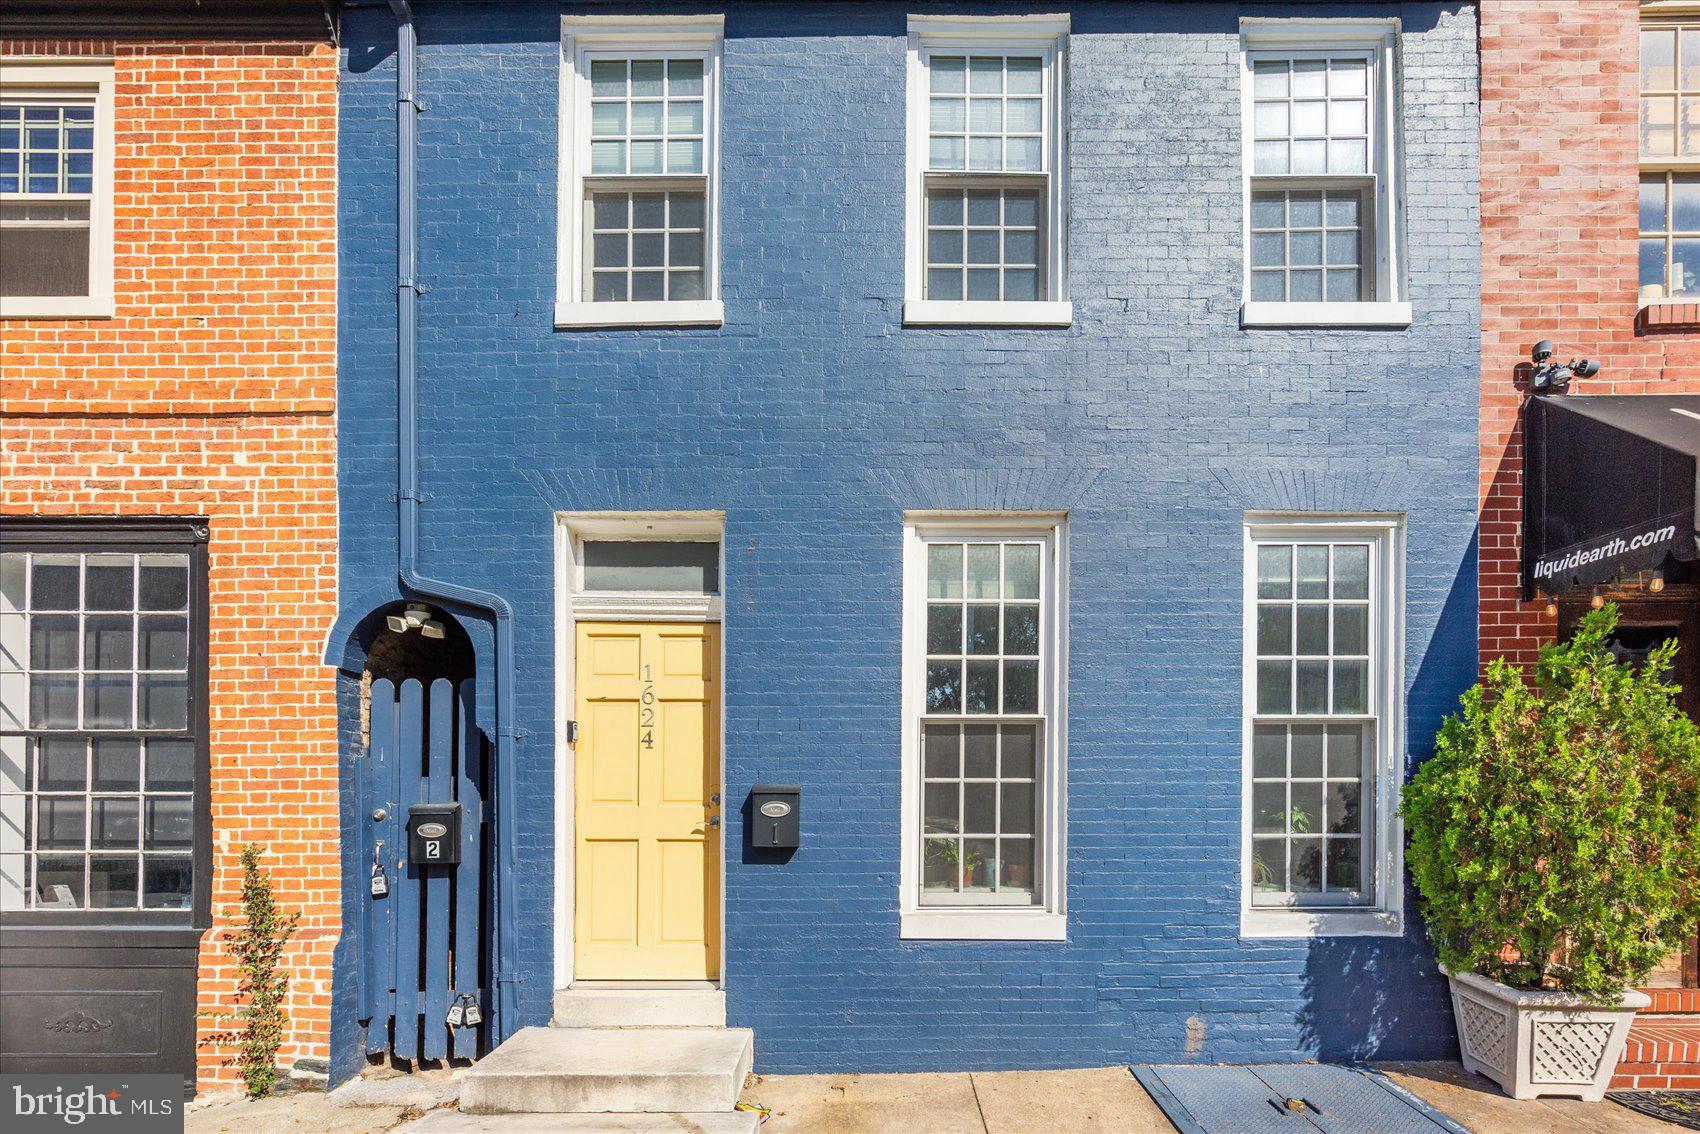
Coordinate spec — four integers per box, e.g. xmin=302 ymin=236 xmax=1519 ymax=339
xmin=1402 ymin=605 xmax=1700 ymax=1101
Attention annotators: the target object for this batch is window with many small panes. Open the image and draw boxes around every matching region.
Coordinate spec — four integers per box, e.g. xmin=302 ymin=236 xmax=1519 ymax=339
xmin=915 ymin=536 xmax=1048 ymax=907
xmin=561 ymin=25 xmax=720 ymax=316
xmin=1 ymin=538 xmax=202 ymax=914
xmin=1245 ymin=526 xmax=1392 ymax=911
xmin=1 ymin=94 xmax=98 ymax=301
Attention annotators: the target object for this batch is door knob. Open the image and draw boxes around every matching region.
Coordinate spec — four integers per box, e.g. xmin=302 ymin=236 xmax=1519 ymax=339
xmin=708 ymin=815 xmax=720 ymax=827
xmin=372 ymin=807 xmax=388 ymax=822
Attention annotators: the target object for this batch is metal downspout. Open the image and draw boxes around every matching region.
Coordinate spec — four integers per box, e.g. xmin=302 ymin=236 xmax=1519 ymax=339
xmin=387 ymin=0 xmax=522 ymax=1044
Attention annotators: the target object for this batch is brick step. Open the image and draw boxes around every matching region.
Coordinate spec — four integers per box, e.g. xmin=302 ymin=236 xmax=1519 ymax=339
xmin=1636 ymin=988 xmax=1700 ymax=1014
xmin=1611 ymin=1014 xmax=1700 ymax=1090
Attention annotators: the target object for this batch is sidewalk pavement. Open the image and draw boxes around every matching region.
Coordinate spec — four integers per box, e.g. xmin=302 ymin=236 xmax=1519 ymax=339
xmin=184 ymin=1061 xmax=1684 ymax=1134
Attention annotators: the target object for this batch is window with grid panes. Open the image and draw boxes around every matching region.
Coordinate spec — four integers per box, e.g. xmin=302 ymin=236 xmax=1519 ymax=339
xmin=919 ymin=539 xmax=1045 ymax=906
xmin=1246 ymin=53 xmax=1377 ymax=303
xmin=1 ymin=542 xmax=201 ymax=913
xmin=1248 ymin=536 xmax=1380 ymax=909
xmin=1641 ymin=23 xmax=1700 ymax=160
xmin=579 ymin=52 xmax=712 ymax=304
xmin=1640 ymin=172 xmax=1700 ymax=301
xmin=0 ymin=98 xmax=96 ymax=299
xmin=920 ymin=49 xmax=1056 ymax=303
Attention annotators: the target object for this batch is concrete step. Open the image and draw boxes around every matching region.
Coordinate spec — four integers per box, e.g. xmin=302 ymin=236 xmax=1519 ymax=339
xmin=395 ymin=1110 xmax=760 ymax=1134
xmin=458 ymin=1026 xmax=753 ymax=1115
xmin=553 ymin=985 xmax=725 ymax=1028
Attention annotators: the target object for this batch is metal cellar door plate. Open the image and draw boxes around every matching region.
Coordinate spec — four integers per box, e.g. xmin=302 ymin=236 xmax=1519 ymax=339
xmin=1133 ymin=1063 xmax=1474 ymax=1134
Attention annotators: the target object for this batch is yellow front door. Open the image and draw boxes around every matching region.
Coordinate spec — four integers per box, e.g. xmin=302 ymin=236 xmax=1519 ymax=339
xmin=574 ymin=621 xmax=720 ymax=980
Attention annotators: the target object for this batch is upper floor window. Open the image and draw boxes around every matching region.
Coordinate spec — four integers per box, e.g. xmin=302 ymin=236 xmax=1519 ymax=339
xmin=1240 ymin=22 xmax=1408 ymax=328
xmin=557 ymin=17 xmax=722 ymax=329
xmin=1640 ymin=22 xmax=1700 ymax=303
xmin=1241 ymin=516 xmax=1403 ymax=939
xmin=904 ymin=16 xmax=1071 ymax=327
xmin=0 ymin=60 xmax=114 ymax=319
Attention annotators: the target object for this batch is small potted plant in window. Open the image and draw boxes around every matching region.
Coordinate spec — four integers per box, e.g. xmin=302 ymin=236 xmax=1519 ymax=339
xmin=1402 ymin=605 xmax=1700 ymax=1101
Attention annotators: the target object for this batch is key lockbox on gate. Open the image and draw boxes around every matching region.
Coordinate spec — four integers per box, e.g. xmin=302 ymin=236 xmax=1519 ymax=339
xmin=408 ymin=802 xmax=462 ymax=865
xmin=750 ymin=783 xmax=800 ymax=849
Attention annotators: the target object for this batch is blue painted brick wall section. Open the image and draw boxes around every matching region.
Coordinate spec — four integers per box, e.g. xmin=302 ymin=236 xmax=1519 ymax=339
xmin=335 ymin=1 xmax=1480 ymax=1074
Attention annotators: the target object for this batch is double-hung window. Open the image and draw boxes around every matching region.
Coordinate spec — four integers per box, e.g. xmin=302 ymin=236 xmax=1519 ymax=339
xmin=1240 ymin=22 xmax=1407 ymax=327
xmin=0 ymin=60 xmax=114 ymax=318
xmin=901 ymin=514 xmax=1066 ymax=941
xmin=1 ymin=521 xmax=208 ymax=920
xmin=904 ymin=17 xmax=1070 ymax=327
xmin=1639 ymin=20 xmax=1700 ymax=304
xmin=558 ymin=17 xmax=722 ymax=328
xmin=1242 ymin=516 xmax=1402 ymax=938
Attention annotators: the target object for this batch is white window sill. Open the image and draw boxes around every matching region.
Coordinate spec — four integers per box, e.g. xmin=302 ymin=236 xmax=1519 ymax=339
xmin=1240 ymin=907 xmax=1402 ymax=939
xmin=903 ymin=300 xmax=1073 ymax=327
xmin=555 ymin=299 xmax=723 ymax=329
xmin=0 ymin=294 xmax=114 ymax=319
xmin=900 ymin=908 xmax=1066 ymax=941
xmin=1240 ymin=301 xmax=1412 ymax=328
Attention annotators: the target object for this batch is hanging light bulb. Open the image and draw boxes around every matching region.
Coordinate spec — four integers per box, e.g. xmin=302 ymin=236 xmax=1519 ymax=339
xmin=1649 ymin=571 xmax=1666 ymax=594
xmin=1590 ymin=587 xmax=1605 ymax=609
xmin=1544 ymin=600 xmax=1557 ymax=618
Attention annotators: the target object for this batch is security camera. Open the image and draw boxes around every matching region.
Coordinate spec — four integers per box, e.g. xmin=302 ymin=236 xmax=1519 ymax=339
xmin=1531 ymin=340 xmax=1555 ymax=365
xmin=1572 ymin=358 xmax=1600 ymax=379
xmin=1528 ymin=339 xmax=1603 ymax=392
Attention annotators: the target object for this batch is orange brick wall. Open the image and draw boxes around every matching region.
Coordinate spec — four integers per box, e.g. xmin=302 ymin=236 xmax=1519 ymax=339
xmin=0 ymin=37 xmax=338 ymax=1096
xmin=1480 ymin=0 xmax=1700 ymax=671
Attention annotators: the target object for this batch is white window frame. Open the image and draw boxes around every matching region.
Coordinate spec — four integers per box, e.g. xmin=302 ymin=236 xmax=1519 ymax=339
xmin=899 ymin=512 xmax=1067 ymax=941
xmin=903 ymin=15 xmax=1072 ymax=328
xmin=0 ymin=59 xmax=115 ymax=319
xmin=1240 ymin=514 xmax=1404 ymax=939
xmin=1638 ymin=13 xmax=1700 ymax=308
xmin=1239 ymin=21 xmax=1409 ymax=328
xmin=556 ymin=15 xmax=724 ymax=329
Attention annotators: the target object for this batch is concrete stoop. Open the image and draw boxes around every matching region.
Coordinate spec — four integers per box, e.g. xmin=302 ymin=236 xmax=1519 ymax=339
xmin=393 ymin=1025 xmax=757 ymax=1134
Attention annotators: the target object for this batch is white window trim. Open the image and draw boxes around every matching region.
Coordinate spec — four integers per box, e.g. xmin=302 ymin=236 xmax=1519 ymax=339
xmin=903 ymin=15 xmax=1071 ymax=328
xmin=899 ymin=511 xmax=1067 ymax=941
xmin=1240 ymin=513 xmax=1405 ymax=939
xmin=552 ymin=510 xmax=727 ymax=990
xmin=556 ymin=15 xmax=724 ymax=330
xmin=0 ymin=59 xmax=115 ymax=319
xmin=1238 ymin=20 xmax=1407 ymax=329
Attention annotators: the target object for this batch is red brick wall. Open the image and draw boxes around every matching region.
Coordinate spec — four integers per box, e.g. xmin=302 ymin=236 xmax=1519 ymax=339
xmin=0 ymin=38 xmax=338 ymax=1096
xmin=1480 ymin=0 xmax=1700 ymax=670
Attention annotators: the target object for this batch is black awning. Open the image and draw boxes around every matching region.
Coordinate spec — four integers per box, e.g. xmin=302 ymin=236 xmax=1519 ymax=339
xmin=1524 ymin=394 xmax=1700 ymax=597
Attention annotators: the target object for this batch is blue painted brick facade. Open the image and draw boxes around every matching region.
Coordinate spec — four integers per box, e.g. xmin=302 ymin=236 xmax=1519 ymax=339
xmin=334 ymin=1 xmax=1480 ymax=1075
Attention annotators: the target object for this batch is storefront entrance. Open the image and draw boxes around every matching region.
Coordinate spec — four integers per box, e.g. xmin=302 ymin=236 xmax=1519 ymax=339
xmin=1558 ymin=586 xmax=1700 ymax=988
xmin=573 ymin=621 xmax=721 ymax=981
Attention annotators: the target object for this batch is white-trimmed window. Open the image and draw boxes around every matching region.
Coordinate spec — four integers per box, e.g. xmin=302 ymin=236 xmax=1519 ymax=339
xmin=1639 ymin=19 xmax=1700 ymax=304
xmin=904 ymin=16 xmax=1070 ymax=327
xmin=1241 ymin=516 xmax=1403 ymax=938
xmin=0 ymin=60 xmax=114 ymax=318
xmin=900 ymin=514 xmax=1066 ymax=941
xmin=1240 ymin=22 xmax=1407 ymax=328
xmin=557 ymin=16 xmax=722 ymax=329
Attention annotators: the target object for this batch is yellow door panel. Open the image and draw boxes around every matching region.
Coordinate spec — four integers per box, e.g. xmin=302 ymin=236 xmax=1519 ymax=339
xmin=575 ymin=621 xmax=720 ymax=980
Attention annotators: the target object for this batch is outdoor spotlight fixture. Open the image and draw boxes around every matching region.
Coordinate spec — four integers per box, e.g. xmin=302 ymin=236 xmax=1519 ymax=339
xmin=386 ymin=601 xmax=445 ymax=638
xmin=1529 ymin=339 xmax=1601 ymax=392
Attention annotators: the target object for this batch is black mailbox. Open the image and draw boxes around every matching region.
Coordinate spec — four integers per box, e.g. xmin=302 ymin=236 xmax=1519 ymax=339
xmin=407 ymin=802 xmax=462 ymax=865
xmin=750 ymin=783 xmax=800 ymax=849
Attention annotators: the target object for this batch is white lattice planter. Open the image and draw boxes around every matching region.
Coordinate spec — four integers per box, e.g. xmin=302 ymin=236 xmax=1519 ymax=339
xmin=1445 ymin=968 xmax=1649 ymax=1101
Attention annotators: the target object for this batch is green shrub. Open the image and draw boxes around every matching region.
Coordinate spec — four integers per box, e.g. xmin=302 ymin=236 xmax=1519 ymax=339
xmin=1402 ymin=604 xmax=1700 ymax=1001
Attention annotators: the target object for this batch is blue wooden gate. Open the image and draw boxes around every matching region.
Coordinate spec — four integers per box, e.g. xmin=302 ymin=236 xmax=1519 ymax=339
xmin=359 ymin=678 xmax=487 ymax=1061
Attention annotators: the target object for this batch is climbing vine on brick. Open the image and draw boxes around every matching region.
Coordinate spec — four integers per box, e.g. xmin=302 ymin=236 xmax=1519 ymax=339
xmin=229 ymin=844 xmax=300 ymax=1098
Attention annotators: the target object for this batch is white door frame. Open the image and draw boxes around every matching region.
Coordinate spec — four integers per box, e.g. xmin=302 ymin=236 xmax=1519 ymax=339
xmin=553 ymin=510 xmax=727 ymax=990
